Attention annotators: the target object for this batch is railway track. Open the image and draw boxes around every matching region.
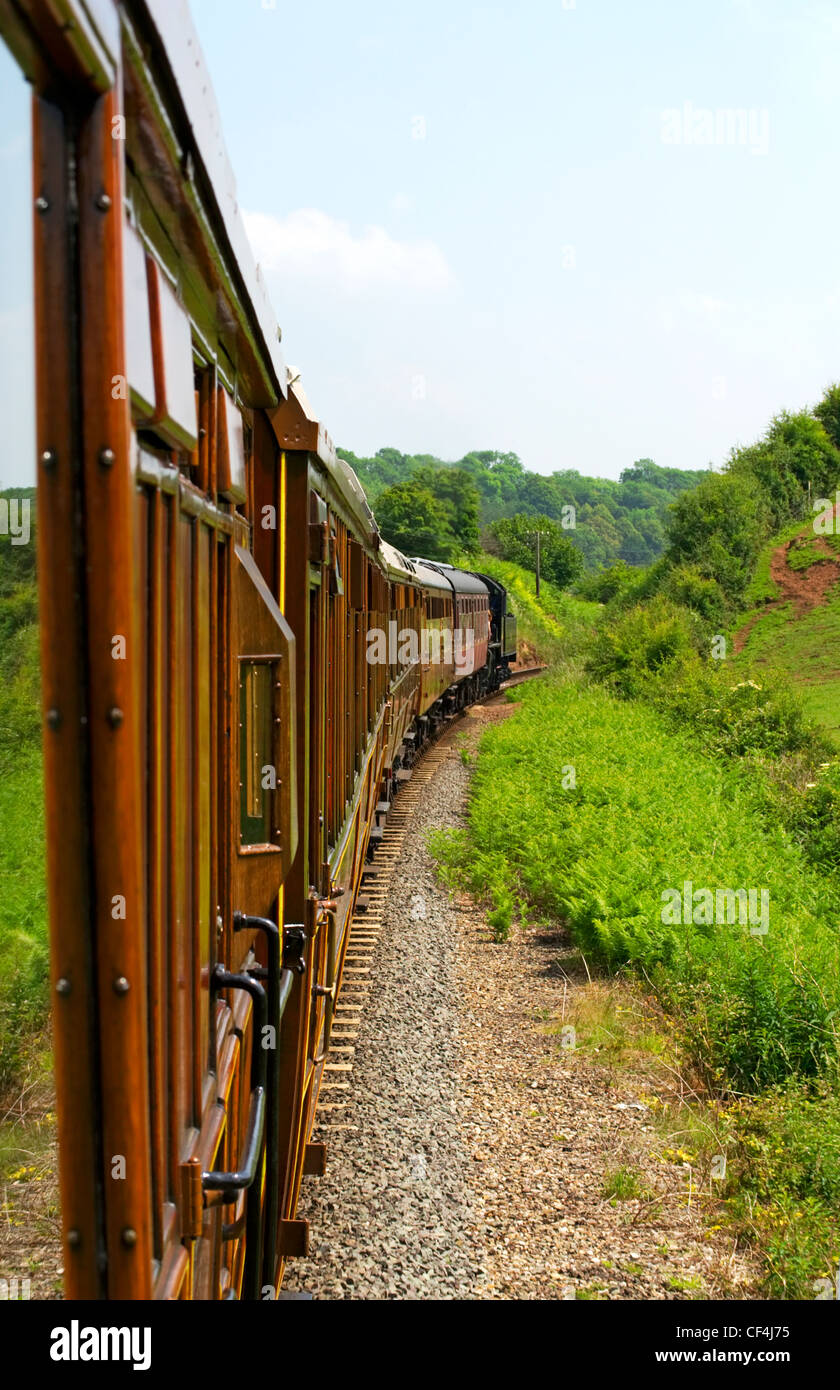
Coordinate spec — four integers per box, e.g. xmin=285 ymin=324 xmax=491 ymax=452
xmin=316 ymin=738 xmax=461 ymax=1133
xmin=501 ymin=664 xmax=547 ymax=687
xmin=312 ymin=667 xmax=545 ymax=1135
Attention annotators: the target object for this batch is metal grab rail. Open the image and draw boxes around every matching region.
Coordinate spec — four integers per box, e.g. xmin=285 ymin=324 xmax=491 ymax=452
xmin=313 ymin=902 xmax=339 ymax=1064
xmin=202 ymin=1086 xmax=267 ymax=1202
xmin=202 ymin=965 xmax=267 ymax=1301
xmin=202 ymin=965 xmax=267 ymax=1198
xmin=233 ymin=913 xmax=303 ymax=1295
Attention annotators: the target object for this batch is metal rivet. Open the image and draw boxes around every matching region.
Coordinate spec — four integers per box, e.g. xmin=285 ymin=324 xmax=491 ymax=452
xmin=67 ymin=1229 xmax=82 ymax=1249
xmin=107 ymin=707 xmax=124 ymax=728
xmin=121 ymin=1228 xmax=137 ymax=1248
xmin=46 ymin=708 xmax=61 ymax=730
xmin=35 ymin=196 xmax=50 ymax=214
xmin=113 ymin=976 xmax=130 ymax=995
xmin=99 ymin=446 xmax=115 ymax=468
xmin=95 ymin=191 xmax=112 ymax=211
xmin=41 ymin=449 xmax=57 ymax=471
xmin=56 ymin=977 xmax=71 ymax=997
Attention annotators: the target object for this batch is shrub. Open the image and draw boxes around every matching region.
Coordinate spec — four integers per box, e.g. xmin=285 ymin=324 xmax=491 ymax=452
xmin=665 ymin=470 xmax=771 ymax=601
xmin=575 ymin=561 xmax=638 ymax=604
xmin=795 ymin=762 xmax=840 ymax=870
xmin=644 ymin=660 xmax=826 ymax=761
xmin=660 ymin=565 xmax=728 ymax=626
xmin=585 ymin=597 xmax=702 ymax=696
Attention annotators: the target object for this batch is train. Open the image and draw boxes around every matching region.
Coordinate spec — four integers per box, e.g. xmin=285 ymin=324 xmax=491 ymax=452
xmin=0 ymin=0 xmax=517 ymax=1299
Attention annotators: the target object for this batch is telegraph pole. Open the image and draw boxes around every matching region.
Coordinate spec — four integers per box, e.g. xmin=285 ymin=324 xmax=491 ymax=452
xmin=528 ymin=527 xmax=549 ymax=598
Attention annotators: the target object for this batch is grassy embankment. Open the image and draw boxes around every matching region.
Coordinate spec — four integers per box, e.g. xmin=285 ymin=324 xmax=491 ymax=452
xmin=0 ymin=494 xmax=54 ymax=1226
xmin=435 ymin=552 xmax=840 ymax=1299
xmin=0 ymin=498 xmax=47 ymax=1094
xmin=731 ymin=522 xmax=840 ymax=746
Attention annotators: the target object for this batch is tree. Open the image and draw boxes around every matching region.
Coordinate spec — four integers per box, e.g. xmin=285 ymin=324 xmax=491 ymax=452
xmin=813 ymin=384 xmax=840 ymax=454
xmin=340 ymin=443 xmax=708 ymax=574
xmin=665 ymin=471 xmax=770 ymax=599
xmin=411 ymin=466 xmax=481 ymax=553
xmin=374 ymin=479 xmax=457 ymax=561
xmin=488 ymin=513 xmax=583 ymax=589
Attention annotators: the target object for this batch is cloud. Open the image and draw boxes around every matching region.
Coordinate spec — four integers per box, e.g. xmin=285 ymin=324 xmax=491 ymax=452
xmin=243 ymin=207 xmax=455 ymax=297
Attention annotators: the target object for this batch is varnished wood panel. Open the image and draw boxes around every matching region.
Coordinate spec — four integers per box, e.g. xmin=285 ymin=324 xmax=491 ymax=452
xmin=77 ymin=87 xmax=153 ymax=1298
xmin=32 ymin=92 xmax=103 ymax=1299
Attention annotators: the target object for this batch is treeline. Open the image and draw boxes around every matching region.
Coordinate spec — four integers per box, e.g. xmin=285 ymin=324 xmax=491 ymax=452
xmin=580 ymin=386 xmax=840 ymax=619
xmin=337 ymin=446 xmax=707 ymax=570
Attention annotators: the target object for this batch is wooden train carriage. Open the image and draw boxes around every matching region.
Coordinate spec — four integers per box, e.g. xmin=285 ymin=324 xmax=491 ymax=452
xmin=448 ymin=566 xmax=491 ymax=686
xmin=266 ymin=378 xmax=426 ymax=1228
xmin=378 ymin=542 xmax=429 ymax=770
xmin=411 ymin=559 xmax=457 ymax=710
xmin=417 ymin=562 xmax=492 ymax=701
xmin=0 ymin=0 xmax=402 ymax=1301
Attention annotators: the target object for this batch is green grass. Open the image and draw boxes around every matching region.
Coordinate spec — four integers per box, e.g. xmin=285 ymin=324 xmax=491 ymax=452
xmin=602 ymin=1165 xmax=650 ymax=1202
xmin=435 ymin=665 xmax=840 ymax=1293
xmin=742 ymin=520 xmax=806 ymax=606
xmin=547 ymin=975 xmax=840 ymax=1298
xmin=0 ymin=752 xmax=48 ymax=1087
xmin=667 ymin=1274 xmax=703 ymax=1292
xmin=457 ymin=676 xmax=840 ymax=1087
xmin=728 ymin=512 xmax=840 ymax=748
xmin=735 ymin=588 xmax=840 ymax=748
xmin=0 ymin=557 xmax=48 ymax=1094
xmin=787 ymin=539 xmax=830 ymax=571
xmin=435 ymin=537 xmax=840 ymax=1295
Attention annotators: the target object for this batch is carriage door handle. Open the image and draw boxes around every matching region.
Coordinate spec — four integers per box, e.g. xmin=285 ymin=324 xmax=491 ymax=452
xmin=313 ymin=902 xmax=339 ymax=1063
xmin=202 ymin=967 xmax=267 ymax=1200
xmin=202 ymin=965 xmax=268 ymax=1300
xmin=233 ymin=914 xmax=304 ymax=1292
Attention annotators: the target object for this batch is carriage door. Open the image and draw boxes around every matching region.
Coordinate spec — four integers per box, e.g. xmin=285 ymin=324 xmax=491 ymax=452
xmin=214 ymin=544 xmax=296 ymax=1297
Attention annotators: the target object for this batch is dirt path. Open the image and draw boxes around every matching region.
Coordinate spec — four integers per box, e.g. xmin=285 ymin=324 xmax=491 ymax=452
xmin=0 ymin=1068 xmax=62 ymax=1300
xmin=734 ymin=516 xmax=840 ymax=654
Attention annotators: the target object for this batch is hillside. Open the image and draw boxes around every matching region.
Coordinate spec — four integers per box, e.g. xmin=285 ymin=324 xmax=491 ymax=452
xmin=732 ymin=511 xmax=840 ymax=747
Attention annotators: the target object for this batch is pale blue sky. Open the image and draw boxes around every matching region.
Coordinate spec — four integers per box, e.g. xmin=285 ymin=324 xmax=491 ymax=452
xmin=4 ymin=0 xmax=840 ymax=486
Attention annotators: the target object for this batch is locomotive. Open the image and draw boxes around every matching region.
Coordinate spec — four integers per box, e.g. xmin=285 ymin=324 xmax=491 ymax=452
xmin=0 ymin=0 xmax=516 ymax=1298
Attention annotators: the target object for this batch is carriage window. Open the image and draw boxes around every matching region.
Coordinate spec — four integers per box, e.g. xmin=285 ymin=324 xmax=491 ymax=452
xmin=217 ymin=385 xmax=247 ymax=502
xmin=239 ymin=660 xmax=276 ymax=847
xmin=146 ymin=255 xmax=199 ymax=453
xmin=124 ymin=224 xmax=156 ymax=422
